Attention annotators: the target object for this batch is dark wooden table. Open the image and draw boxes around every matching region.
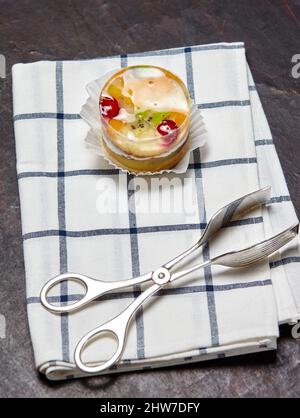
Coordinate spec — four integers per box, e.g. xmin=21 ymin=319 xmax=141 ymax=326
xmin=0 ymin=0 xmax=300 ymax=398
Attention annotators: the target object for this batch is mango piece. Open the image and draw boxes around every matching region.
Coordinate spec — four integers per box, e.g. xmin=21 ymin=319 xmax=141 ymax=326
xmin=107 ymin=84 xmax=122 ymax=99
xmin=168 ymin=112 xmax=187 ymax=127
xmin=119 ymin=95 xmax=134 ymax=113
xmin=107 ymin=77 xmax=124 ymax=99
xmin=114 ymin=76 xmax=124 ymax=89
xmin=109 ymin=119 xmax=125 ymax=132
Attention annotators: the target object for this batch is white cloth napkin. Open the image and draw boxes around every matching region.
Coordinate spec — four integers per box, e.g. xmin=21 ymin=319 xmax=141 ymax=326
xmin=12 ymin=42 xmax=300 ymax=380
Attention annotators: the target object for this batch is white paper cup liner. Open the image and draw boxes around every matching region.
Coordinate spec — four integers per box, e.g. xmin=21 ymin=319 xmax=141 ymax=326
xmin=80 ymin=69 xmax=207 ymax=175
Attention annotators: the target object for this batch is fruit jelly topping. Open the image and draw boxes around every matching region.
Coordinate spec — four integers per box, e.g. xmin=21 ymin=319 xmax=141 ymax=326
xmin=100 ymin=66 xmax=189 ymax=145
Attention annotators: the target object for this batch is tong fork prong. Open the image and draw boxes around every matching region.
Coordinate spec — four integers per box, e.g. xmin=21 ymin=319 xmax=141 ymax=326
xmin=170 ymin=223 xmax=299 ymax=281
xmin=164 ymin=186 xmax=271 ymax=270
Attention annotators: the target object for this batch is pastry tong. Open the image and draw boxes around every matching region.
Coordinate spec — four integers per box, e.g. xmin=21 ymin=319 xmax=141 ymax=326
xmin=40 ymin=186 xmax=298 ymax=374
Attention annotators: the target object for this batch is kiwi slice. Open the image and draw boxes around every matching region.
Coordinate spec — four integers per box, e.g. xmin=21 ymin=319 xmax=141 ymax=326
xmin=128 ymin=110 xmax=171 ymax=139
xmin=136 ymin=110 xmax=170 ymax=127
xmin=130 ymin=117 xmax=154 ymax=138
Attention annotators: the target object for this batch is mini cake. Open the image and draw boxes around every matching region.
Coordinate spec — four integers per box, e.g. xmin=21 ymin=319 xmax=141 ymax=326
xmin=99 ymin=65 xmax=191 ymax=173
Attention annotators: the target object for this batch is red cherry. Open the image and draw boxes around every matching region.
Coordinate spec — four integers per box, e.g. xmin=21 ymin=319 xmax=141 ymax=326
xmin=100 ymin=96 xmax=120 ymax=118
xmin=157 ymin=120 xmax=178 ymax=145
xmin=157 ymin=119 xmax=178 ymax=135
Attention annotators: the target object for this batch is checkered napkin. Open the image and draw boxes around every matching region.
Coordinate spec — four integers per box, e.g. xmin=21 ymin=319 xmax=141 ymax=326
xmin=12 ymin=42 xmax=300 ymax=380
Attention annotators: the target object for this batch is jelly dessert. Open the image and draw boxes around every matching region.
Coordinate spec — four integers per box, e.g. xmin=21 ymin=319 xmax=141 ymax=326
xmin=99 ymin=65 xmax=191 ymax=172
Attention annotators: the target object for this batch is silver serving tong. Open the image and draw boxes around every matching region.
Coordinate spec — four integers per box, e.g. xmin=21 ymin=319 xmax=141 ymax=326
xmin=40 ymin=186 xmax=298 ymax=374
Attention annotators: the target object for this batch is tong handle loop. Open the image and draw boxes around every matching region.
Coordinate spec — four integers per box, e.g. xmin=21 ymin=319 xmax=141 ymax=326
xmin=40 ymin=272 xmax=154 ymax=314
xmin=40 ymin=273 xmax=106 ymax=313
xmin=74 ymin=282 xmax=161 ymax=373
xmin=74 ymin=318 xmax=126 ymax=374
